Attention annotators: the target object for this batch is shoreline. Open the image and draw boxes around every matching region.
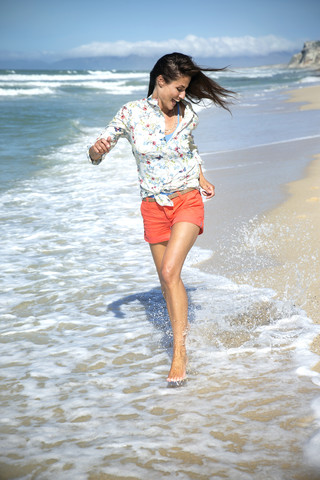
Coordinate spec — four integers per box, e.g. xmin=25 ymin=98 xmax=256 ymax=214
xmin=233 ymin=84 xmax=320 ymax=324
xmin=286 ymin=84 xmax=320 ymax=110
xmin=231 ymin=152 xmax=320 ymax=322
xmin=197 ymin=84 xmax=320 ymax=367
xmin=197 ymin=135 xmax=320 ymax=278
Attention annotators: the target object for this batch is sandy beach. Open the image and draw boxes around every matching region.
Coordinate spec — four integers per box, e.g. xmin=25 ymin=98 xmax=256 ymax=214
xmin=198 ymin=84 xmax=320 ymax=368
xmin=287 ymin=84 xmax=320 ymax=110
xmin=237 ymin=84 xmax=320 ymax=317
xmin=233 ymin=151 xmax=320 ymax=321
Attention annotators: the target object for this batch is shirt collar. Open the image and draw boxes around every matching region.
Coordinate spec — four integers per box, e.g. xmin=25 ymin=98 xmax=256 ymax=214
xmin=146 ymin=95 xmax=159 ymax=108
xmin=146 ymin=95 xmax=192 ymax=117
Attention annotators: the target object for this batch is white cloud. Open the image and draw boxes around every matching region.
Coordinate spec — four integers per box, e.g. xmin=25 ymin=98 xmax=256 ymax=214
xmin=66 ymin=35 xmax=300 ymax=58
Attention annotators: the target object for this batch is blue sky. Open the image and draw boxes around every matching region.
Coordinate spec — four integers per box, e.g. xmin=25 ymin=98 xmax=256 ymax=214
xmin=1 ymin=0 xmax=319 ymax=61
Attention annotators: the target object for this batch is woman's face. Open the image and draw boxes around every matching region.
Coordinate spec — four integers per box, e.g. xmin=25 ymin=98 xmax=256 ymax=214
xmin=154 ymin=75 xmax=191 ymax=113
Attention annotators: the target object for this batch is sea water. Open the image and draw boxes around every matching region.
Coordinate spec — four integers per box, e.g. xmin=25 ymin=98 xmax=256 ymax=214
xmin=1 ymin=67 xmax=320 ymax=479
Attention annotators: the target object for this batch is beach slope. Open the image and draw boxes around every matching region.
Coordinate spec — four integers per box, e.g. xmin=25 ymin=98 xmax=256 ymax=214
xmin=238 ymin=85 xmax=320 ymax=323
xmin=236 ymin=85 xmax=320 ymax=370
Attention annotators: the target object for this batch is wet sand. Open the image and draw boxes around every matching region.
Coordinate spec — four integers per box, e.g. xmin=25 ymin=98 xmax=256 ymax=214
xmin=197 ymin=84 xmax=320 ymax=367
xmin=232 ymin=152 xmax=320 ymax=322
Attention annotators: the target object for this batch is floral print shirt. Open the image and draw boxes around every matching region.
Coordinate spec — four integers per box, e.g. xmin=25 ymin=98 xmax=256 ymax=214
xmin=89 ymin=96 xmax=202 ymax=206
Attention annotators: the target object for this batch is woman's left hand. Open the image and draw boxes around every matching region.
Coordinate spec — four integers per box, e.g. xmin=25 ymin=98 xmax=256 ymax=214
xmin=199 ymin=176 xmax=215 ymax=199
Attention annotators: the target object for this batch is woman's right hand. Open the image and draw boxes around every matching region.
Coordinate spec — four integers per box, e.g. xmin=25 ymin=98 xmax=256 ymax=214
xmin=89 ymin=136 xmax=112 ymax=161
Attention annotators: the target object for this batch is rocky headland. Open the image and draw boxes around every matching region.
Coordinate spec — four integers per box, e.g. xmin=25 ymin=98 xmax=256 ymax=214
xmin=288 ymin=40 xmax=320 ymax=69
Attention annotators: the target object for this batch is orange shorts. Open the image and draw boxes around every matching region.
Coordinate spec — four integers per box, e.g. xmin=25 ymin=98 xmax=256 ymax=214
xmin=140 ymin=189 xmax=204 ymax=244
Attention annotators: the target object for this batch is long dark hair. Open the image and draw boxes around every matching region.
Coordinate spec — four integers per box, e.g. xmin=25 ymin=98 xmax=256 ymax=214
xmin=148 ymin=52 xmax=235 ymax=112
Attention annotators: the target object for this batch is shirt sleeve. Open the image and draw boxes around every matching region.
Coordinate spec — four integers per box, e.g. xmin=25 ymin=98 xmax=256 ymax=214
xmin=186 ymin=105 xmax=202 ymax=165
xmin=188 ymin=133 xmax=202 ymax=165
xmin=87 ymin=104 xmax=129 ymax=165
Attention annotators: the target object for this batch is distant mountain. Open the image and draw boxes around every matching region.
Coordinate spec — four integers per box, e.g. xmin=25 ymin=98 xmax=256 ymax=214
xmin=0 ymin=51 xmax=295 ymax=71
xmin=52 ymin=54 xmax=158 ymax=71
xmin=52 ymin=52 xmax=294 ymax=70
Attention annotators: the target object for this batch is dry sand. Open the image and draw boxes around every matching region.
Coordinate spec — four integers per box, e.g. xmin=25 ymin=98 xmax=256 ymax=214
xmin=197 ymin=84 xmax=320 ymax=370
xmin=237 ymin=85 xmax=320 ymax=323
xmin=286 ymin=84 xmax=320 ymax=110
xmin=233 ymin=152 xmax=320 ymax=323
xmin=215 ymin=84 xmax=320 ymax=369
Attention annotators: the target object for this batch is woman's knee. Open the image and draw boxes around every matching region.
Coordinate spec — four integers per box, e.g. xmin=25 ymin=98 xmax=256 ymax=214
xmin=160 ymin=261 xmax=180 ymax=288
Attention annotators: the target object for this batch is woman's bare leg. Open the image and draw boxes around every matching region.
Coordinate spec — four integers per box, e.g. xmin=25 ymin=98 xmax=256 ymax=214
xmin=149 ymin=222 xmax=200 ymax=383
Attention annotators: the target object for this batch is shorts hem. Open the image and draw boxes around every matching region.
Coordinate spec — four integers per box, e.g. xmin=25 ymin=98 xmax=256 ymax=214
xmin=144 ymin=219 xmax=204 ymax=244
xmin=172 ymin=218 xmax=204 ymax=235
xmin=144 ymin=234 xmax=170 ymax=244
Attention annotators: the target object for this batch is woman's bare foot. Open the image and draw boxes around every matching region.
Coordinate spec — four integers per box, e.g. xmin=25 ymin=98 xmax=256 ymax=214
xmin=167 ymin=345 xmax=188 ymax=383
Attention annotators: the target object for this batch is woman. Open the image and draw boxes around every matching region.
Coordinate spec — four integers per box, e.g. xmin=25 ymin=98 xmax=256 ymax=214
xmin=88 ymin=52 xmax=234 ymax=386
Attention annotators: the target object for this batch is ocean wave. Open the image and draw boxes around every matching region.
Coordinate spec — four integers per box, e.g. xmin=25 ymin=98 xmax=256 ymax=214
xmin=300 ymin=75 xmax=320 ymax=84
xmin=0 ymin=86 xmax=56 ymax=96
xmin=88 ymin=70 xmax=149 ymax=80
xmin=0 ymin=80 xmax=146 ymax=95
xmin=75 ymin=81 xmax=146 ymax=93
xmin=0 ymin=71 xmax=149 ymax=97
xmin=0 ymin=71 xmax=149 ymax=83
xmin=210 ymin=66 xmax=289 ymax=79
